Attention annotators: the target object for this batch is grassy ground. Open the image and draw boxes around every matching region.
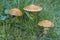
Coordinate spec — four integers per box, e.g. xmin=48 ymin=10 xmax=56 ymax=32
xmin=0 ymin=0 xmax=60 ymax=40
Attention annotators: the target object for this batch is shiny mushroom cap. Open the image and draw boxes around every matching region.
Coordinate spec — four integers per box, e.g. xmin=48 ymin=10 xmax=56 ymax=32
xmin=23 ymin=4 xmax=42 ymax=12
xmin=38 ymin=20 xmax=54 ymax=28
xmin=9 ymin=8 xmax=22 ymax=16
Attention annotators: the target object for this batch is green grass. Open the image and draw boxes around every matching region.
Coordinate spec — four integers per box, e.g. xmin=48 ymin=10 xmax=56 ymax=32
xmin=0 ymin=0 xmax=60 ymax=40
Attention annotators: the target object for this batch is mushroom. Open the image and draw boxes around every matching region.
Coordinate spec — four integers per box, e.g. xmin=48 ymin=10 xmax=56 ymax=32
xmin=23 ymin=4 xmax=42 ymax=16
xmin=9 ymin=8 xmax=22 ymax=16
xmin=38 ymin=20 xmax=54 ymax=37
xmin=9 ymin=8 xmax=22 ymax=22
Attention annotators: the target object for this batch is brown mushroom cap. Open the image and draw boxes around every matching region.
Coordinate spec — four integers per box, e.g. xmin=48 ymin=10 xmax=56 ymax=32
xmin=9 ymin=8 xmax=22 ymax=16
xmin=38 ymin=20 xmax=54 ymax=27
xmin=23 ymin=4 xmax=42 ymax=12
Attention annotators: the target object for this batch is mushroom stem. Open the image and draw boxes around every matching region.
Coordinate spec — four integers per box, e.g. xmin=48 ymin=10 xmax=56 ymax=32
xmin=14 ymin=17 xmax=19 ymax=22
xmin=43 ymin=27 xmax=48 ymax=38
xmin=30 ymin=12 xmax=34 ymax=16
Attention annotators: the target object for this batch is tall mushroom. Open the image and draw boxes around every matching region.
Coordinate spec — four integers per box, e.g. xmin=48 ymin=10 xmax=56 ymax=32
xmin=38 ymin=20 xmax=54 ymax=37
xmin=23 ymin=4 xmax=42 ymax=16
xmin=9 ymin=8 xmax=22 ymax=16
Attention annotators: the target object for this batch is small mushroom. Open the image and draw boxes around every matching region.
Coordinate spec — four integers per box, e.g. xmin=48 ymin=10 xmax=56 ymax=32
xmin=23 ymin=4 xmax=42 ymax=16
xmin=9 ymin=8 xmax=22 ymax=22
xmin=38 ymin=20 xmax=54 ymax=37
xmin=9 ymin=8 xmax=22 ymax=16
